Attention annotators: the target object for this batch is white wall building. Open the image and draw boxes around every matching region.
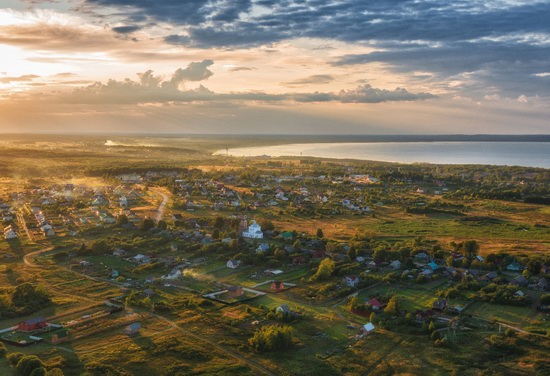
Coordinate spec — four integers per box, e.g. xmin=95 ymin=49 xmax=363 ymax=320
xmin=242 ymin=220 xmax=264 ymax=239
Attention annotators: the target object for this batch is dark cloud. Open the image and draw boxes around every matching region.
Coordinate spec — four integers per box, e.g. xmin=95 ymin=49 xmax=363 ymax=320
xmin=82 ymin=0 xmax=550 ymax=98
xmin=229 ymin=66 xmax=255 ymax=72
xmin=112 ymin=25 xmax=142 ymax=34
xmin=281 ymin=74 xmax=335 ymax=87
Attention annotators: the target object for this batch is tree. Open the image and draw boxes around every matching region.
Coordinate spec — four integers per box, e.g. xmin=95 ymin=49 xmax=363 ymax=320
xmin=461 ymin=240 xmax=479 ymax=260
xmin=139 ymin=218 xmax=155 ymax=231
xmin=384 ymin=296 xmax=399 ymax=315
xmin=15 ymin=355 xmax=44 ymax=376
xmin=157 ymin=220 xmax=168 ymax=230
xmin=248 ymin=325 xmax=294 ymax=353
xmin=316 ymin=228 xmax=324 ymax=238
xmin=45 ymin=369 xmax=64 ymax=376
xmin=527 ymin=259 xmax=542 ymax=276
xmin=310 ymin=258 xmax=335 ymax=281
xmin=370 ymin=312 xmax=377 ymax=324
xmin=212 ymin=228 xmax=220 ymax=240
xmin=116 ymin=214 xmax=128 ymax=226
xmin=0 ymin=342 xmax=7 ymax=357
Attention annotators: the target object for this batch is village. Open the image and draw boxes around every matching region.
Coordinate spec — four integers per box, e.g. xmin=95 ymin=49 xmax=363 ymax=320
xmin=0 ymin=161 xmax=549 ymax=375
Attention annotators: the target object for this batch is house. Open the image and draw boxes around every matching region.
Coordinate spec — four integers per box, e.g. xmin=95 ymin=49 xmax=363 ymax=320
xmin=363 ymin=322 xmax=375 ymax=334
xmin=242 ymin=220 xmax=263 ymax=239
xmin=344 ymin=275 xmax=360 ymax=287
xmin=161 ymin=269 xmax=182 ymax=280
xmin=271 ymin=281 xmax=285 ymax=292
xmin=427 ymin=262 xmax=439 ymax=271
xmin=389 ymin=260 xmax=401 ymax=270
xmin=18 ymin=317 xmax=48 ymax=332
xmin=293 ymin=256 xmax=306 ymax=265
xmin=133 ymin=254 xmax=150 ymax=264
xmin=367 ymin=298 xmax=383 ymax=311
xmin=432 ymin=299 xmax=447 ymax=312
xmin=113 ymin=249 xmax=127 ymax=257
xmin=480 ymin=271 xmax=498 ymax=282
xmin=226 ymin=259 xmax=241 ymax=269
xmin=227 ymin=286 xmax=244 ymax=298
xmin=510 ymin=275 xmax=529 ymax=286
xmin=281 ymin=231 xmax=294 ymax=240
xmin=119 ymin=196 xmax=128 ymax=207
xmin=256 ymin=243 xmax=270 ymax=254
xmin=50 ymin=330 xmax=69 ymax=344
xmin=514 ymin=290 xmax=525 ymax=297
xmin=79 ymin=260 xmax=92 ymax=267
xmin=414 ymin=252 xmax=429 ymax=262
xmin=507 ymin=261 xmax=522 ymax=272
xmin=143 ymin=289 xmax=155 ymax=297
xmin=41 ymin=224 xmax=55 ymax=237
xmin=124 ymin=322 xmax=141 ymax=335
xmin=538 ymin=277 xmax=548 ymax=291
xmin=276 ymin=304 xmax=291 ymax=314
xmin=4 ymin=226 xmax=18 ymax=240
xmin=475 ymin=255 xmax=485 ymax=263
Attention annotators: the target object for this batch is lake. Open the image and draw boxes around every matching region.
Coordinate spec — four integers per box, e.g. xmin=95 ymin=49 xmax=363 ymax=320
xmin=215 ymin=142 xmax=550 ymax=168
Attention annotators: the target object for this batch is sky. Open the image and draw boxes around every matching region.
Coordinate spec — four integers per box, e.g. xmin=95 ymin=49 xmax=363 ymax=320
xmin=0 ymin=0 xmax=549 ymax=134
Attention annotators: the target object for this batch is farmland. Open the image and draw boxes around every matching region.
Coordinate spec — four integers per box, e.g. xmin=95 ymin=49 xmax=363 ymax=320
xmin=0 ymin=134 xmax=549 ymax=375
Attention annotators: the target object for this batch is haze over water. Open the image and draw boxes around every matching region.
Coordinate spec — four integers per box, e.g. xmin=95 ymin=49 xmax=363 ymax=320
xmin=217 ymin=142 xmax=550 ymax=169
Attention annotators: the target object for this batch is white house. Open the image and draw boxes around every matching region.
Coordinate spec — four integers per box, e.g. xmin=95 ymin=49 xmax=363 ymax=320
xmin=242 ymin=220 xmax=263 ymax=239
xmin=227 ymin=259 xmax=241 ymax=269
xmin=4 ymin=226 xmax=18 ymax=240
xmin=119 ymin=196 xmax=128 ymax=207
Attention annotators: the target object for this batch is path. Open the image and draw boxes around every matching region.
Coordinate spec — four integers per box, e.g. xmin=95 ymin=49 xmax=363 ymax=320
xmin=362 ymin=337 xmax=405 ymax=375
xmin=149 ymin=187 xmax=169 ymax=222
xmin=24 ymin=246 xmax=277 ymax=376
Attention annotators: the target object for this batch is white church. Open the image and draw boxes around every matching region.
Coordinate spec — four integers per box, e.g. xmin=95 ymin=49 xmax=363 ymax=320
xmin=242 ymin=220 xmax=264 ymax=239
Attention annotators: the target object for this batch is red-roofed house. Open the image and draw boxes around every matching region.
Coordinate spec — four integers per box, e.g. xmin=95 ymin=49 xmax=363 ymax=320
xmin=18 ymin=317 xmax=47 ymax=332
xmin=344 ymin=275 xmax=360 ymax=287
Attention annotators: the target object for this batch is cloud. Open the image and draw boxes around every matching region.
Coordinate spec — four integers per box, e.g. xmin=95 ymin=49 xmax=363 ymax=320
xmin=112 ymin=25 xmax=142 ymax=34
xmin=12 ymin=64 xmax=433 ymax=106
xmin=338 ymin=84 xmax=436 ymax=103
xmin=281 ymin=74 xmax=335 ymax=87
xmin=229 ymin=66 xmax=255 ymax=72
xmin=78 ymin=0 xmax=550 ymax=99
xmin=0 ymin=74 xmax=40 ymax=83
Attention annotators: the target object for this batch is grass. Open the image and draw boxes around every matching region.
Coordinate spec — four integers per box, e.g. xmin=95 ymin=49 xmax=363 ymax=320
xmin=464 ymin=301 xmax=549 ymax=330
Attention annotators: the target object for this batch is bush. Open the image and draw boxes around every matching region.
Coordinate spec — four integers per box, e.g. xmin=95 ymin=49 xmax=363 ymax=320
xmin=0 ymin=342 xmax=7 ymax=358
xmin=248 ymin=325 xmax=294 ymax=353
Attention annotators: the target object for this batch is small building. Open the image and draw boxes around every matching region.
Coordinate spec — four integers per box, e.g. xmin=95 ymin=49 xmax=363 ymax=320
xmin=507 ymin=262 xmax=522 ymax=272
xmin=256 ymin=243 xmax=270 ymax=254
xmin=363 ymin=322 xmax=375 ymax=334
xmin=367 ymin=298 xmax=383 ymax=311
xmin=242 ymin=220 xmax=263 ymax=239
xmin=226 ymin=286 xmax=244 ymax=298
xmin=344 ymin=275 xmax=360 ymax=287
xmin=510 ymin=275 xmax=529 ymax=286
xmin=50 ymin=330 xmax=69 ymax=344
xmin=276 ymin=304 xmax=290 ymax=314
xmin=432 ymin=299 xmax=447 ymax=312
xmin=389 ymin=260 xmax=401 ymax=270
xmin=271 ymin=281 xmax=285 ymax=292
xmin=4 ymin=226 xmax=18 ymax=240
xmin=18 ymin=317 xmax=47 ymax=332
xmin=124 ymin=322 xmax=141 ymax=335
xmin=226 ymin=259 xmax=241 ymax=269
xmin=113 ymin=249 xmax=127 ymax=257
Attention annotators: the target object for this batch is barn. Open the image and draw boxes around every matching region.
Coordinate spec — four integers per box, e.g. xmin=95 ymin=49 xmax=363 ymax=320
xmin=18 ymin=317 xmax=47 ymax=332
